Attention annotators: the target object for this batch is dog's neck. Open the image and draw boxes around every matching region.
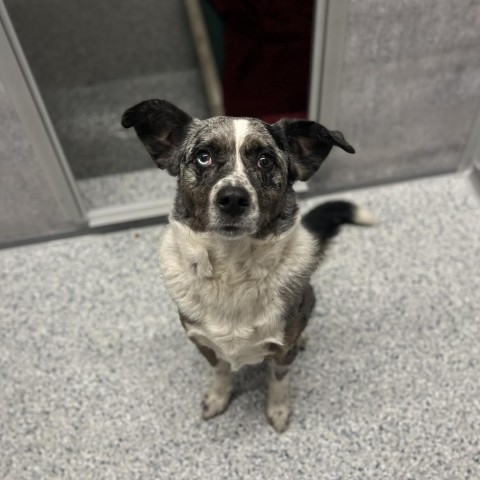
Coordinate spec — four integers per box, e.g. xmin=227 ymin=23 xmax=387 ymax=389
xmin=167 ymin=214 xmax=303 ymax=279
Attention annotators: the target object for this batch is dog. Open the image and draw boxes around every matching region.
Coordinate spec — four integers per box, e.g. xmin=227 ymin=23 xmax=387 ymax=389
xmin=121 ymin=100 xmax=374 ymax=432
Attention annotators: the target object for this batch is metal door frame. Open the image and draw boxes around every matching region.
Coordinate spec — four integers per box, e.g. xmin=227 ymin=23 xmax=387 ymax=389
xmin=308 ymin=0 xmax=349 ymax=127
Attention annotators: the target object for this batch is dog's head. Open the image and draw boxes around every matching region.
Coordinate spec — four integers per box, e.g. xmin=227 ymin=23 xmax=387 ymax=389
xmin=121 ymin=100 xmax=354 ymax=238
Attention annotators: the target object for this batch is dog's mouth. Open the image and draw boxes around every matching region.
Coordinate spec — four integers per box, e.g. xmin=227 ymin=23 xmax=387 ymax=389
xmin=215 ymin=225 xmax=249 ymax=238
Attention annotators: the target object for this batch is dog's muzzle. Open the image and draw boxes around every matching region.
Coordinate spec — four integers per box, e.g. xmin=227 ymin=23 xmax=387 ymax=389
xmin=211 ymin=185 xmax=256 ymax=237
xmin=216 ymin=186 xmax=251 ymax=217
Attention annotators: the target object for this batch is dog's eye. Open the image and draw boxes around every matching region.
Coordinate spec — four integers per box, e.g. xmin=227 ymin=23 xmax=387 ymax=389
xmin=258 ymin=155 xmax=274 ymax=169
xmin=196 ymin=151 xmax=212 ymax=167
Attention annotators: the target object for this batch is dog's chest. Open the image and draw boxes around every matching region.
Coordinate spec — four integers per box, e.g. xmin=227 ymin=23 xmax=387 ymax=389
xmin=159 ymin=221 xmax=317 ymax=369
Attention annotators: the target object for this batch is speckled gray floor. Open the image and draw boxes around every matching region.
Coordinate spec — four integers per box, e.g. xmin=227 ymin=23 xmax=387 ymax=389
xmin=1 ymin=173 xmax=479 ymax=479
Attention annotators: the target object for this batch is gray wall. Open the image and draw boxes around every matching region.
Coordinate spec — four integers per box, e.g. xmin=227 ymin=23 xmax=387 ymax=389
xmin=0 ymin=80 xmax=78 ymax=244
xmin=311 ymin=0 xmax=480 ymax=191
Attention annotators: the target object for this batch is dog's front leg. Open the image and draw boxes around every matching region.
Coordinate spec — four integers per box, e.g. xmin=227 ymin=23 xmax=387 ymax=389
xmin=266 ymin=360 xmax=291 ymax=432
xmin=202 ymin=359 xmax=233 ymax=420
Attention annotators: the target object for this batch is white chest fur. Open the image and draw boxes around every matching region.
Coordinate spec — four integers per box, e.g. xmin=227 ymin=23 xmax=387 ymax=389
xmin=159 ymin=219 xmax=318 ymax=370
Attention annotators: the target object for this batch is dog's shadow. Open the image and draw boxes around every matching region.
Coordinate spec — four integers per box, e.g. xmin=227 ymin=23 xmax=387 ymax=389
xmin=231 ymin=362 xmax=269 ymax=402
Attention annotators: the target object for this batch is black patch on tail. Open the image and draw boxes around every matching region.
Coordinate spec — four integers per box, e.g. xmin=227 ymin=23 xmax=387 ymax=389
xmin=302 ymin=201 xmax=357 ymax=242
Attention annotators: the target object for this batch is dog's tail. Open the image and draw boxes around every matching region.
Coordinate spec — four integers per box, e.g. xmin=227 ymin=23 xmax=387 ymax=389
xmin=302 ymin=201 xmax=376 ymax=242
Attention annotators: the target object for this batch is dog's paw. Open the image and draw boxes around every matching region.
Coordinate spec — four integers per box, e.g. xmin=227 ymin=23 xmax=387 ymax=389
xmin=266 ymin=403 xmax=290 ymax=432
xmin=201 ymin=391 xmax=231 ymax=420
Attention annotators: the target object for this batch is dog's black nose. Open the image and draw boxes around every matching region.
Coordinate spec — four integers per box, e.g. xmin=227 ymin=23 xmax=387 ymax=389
xmin=216 ymin=186 xmax=250 ymax=216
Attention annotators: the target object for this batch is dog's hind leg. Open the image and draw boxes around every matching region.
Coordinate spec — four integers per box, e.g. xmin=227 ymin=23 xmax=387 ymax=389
xmin=295 ymin=283 xmax=315 ymax=352
xmin=202 ymin=359 xmax=234 ymax=420
xmin=266 ymin=360 xmax=292 ymax=432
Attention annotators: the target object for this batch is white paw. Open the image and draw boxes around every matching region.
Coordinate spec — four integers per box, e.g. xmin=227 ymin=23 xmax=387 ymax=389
xmin=266 ymin=403 xmax=290 ymax=432
xmin=202 ymin=390 xmax=231 ymax=420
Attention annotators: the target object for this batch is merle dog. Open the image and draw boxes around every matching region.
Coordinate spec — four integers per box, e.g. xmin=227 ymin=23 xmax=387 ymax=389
xmin=121 ymin=100 xmax=373 ymax=431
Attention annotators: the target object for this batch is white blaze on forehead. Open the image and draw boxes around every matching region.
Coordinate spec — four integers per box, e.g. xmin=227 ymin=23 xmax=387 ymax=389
xmin=207 ymin=117 xmax=259 ymax=228
xmin=233 ymin=119 xmax=250 ymax=175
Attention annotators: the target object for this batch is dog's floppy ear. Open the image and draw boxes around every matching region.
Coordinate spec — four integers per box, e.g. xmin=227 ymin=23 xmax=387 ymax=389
xmin=273 ymin=119 xmax=355 ymax=182
xmin=121 ymin=99 xmax=192 ymax=176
